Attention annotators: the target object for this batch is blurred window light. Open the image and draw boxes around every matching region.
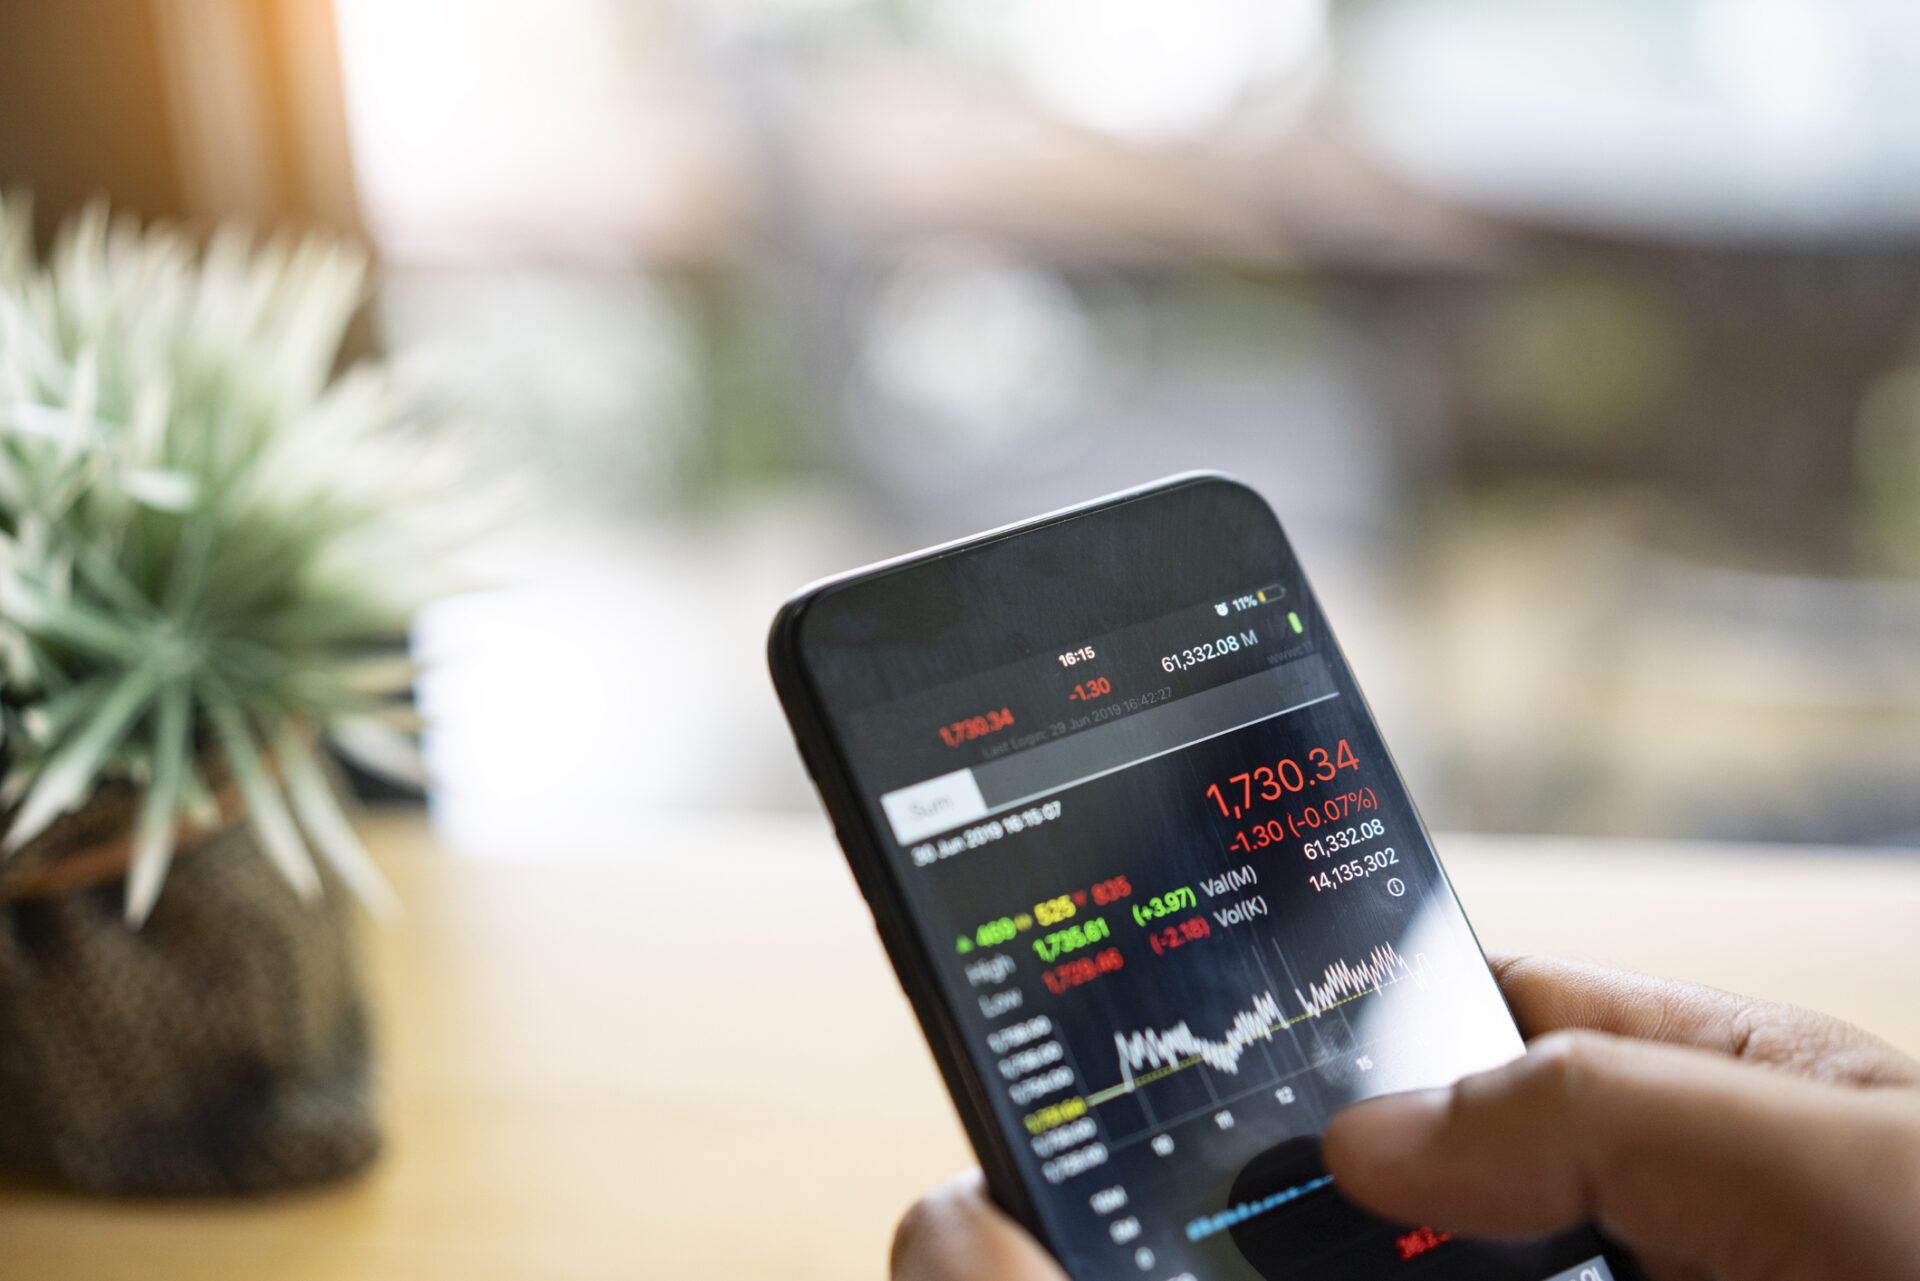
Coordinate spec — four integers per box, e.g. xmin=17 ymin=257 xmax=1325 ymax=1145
xmin=719 ymin=0 xmax=868 ymax=15
xmin=380 ymin=266 xmax=703 ymax=503
xmin=1694 ymin=0 xmax=1858 ymax=143
xmin=928 ymin=0 xmax=1328 ymax=142
xmin=860 ymin=242 xmax=1095 ymax=452
xmin=1340 ymin=0 xmax=1920 ymax=242
xmin=334 ymin=0 xmax=738 ymax=260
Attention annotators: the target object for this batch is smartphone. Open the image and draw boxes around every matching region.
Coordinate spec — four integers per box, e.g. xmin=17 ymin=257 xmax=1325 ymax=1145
xmin=769 ymin=474 xmax=1635 ymax=1281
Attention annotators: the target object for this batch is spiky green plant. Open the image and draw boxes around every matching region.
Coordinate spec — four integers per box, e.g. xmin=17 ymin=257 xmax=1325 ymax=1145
xmin=0 ymin=196 xmax=456 ymax=923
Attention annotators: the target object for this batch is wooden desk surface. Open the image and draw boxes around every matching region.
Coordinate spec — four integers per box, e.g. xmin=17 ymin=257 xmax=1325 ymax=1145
xmin=3 ymin=814 xmax=1917 ymax=1280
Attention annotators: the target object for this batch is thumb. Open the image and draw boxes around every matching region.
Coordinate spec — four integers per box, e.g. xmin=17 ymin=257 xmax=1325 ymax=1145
xmin=1322 ymin=1030 xmax=1920 ymax=1280
xmin=892 ymin=1171 xmax=1067 ymax=1281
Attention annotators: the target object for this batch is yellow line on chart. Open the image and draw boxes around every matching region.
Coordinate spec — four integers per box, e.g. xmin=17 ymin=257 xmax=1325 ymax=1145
xmin=1082 ymin=972 xmax=1411 ymax=1109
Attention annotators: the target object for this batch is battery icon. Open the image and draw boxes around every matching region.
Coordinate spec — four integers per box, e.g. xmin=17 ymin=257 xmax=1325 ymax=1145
xmin=1255 ymin=584 xmax=1286 ymax=603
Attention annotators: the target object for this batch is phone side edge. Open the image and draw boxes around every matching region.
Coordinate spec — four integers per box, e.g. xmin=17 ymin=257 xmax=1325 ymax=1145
xmin=766 ymin=588 xmax=1051 ymax=1246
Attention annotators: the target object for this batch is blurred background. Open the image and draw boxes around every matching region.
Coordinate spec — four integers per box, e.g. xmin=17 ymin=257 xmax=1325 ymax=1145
xmin=12 ymin=0 xmax=1920 ymax=853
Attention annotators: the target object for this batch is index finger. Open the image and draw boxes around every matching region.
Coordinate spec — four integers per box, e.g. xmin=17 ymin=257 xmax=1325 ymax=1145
xmin=1488 ymin=952 xmax=1920 ymax=1087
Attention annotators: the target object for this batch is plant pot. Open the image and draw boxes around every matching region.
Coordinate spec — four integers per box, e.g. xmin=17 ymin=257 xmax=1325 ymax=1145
xmin=0 ymin=782 xmax=380 ymax=1194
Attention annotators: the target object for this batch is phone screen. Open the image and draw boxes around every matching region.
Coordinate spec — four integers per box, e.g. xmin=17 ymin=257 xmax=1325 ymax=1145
xmin=779 ymin=479 xmax=1629 ymax=1281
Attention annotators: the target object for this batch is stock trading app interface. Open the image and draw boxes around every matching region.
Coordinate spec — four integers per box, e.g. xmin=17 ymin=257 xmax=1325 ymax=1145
xmin=826 ymin=580 xmax=1624 ymax=1281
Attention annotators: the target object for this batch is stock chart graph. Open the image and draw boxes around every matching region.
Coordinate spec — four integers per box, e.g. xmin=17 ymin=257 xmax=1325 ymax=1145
xmin=1103 ymin=940 xmax=1431 ymax=1102
xmin=837 ymin=592 xmax=1622 ymax=1281
xmin=877 ymin=676 xmax=1553 ymax=1281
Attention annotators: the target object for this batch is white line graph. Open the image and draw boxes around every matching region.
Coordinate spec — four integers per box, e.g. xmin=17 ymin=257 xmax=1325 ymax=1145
xmin=1103 ymin=942 xmax=1429 ymax=1098
xmin=1293 ymin=941 xmax=1424 ymax=1018
xmin=1113 ymin=990 xmax=1287 ymax=1088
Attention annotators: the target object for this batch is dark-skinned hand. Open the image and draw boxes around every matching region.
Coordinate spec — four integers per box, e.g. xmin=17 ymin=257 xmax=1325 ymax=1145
xmin=890 ymin=954 xmax=1920 ymax=1281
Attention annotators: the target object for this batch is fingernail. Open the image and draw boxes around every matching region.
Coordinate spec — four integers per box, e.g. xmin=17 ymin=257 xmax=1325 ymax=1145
xmin=1326 ymin=1088 xmax=1450 ymax=1168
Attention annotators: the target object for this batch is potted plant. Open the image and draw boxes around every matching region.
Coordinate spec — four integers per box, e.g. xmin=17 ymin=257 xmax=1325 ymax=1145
xmin=0 ymin=197 xmax=452 ymax=1194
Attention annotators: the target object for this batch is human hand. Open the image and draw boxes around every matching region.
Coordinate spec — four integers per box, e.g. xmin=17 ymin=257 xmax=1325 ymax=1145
xmin=1323 ymin=954 xmax=1920 ymax=1281
xmin=891 ymin=1169 xmax=1066 ymax=1281
xmin=892 ymin=955 xmax=1920 ymax=1281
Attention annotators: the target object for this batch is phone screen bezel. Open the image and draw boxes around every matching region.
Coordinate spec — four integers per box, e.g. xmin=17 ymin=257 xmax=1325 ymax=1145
xmin=767 ymin=473 xmax=1507 ymax=1267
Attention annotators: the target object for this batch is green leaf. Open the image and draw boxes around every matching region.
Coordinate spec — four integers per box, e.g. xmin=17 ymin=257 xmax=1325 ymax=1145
xmin=328 ymin=714 xmax=428 ymax=788
xmin=0 ymin=402 xmax=105 ymax=447
xmin=0 ymin=446 xmax=27 ymax=509
xmin=124 ymin=679 xmax=191 ymax=924
xmin=121 ymin=467 xmax=198 ymax=512
xmin=180 ymin=761 xmax=220 ymax=829
xmin=275 ymin=723 xmax=399 ymax=918
xmin=204 ymin=693 xmax=320 ymax=900
xmin=20 ymin=670 xmax=117 ymax=746
xmin=3 ymin=661 xmax=160 ymax=852
xmin=0 ymin=571 xmax=148 ymax=661
xmin=54 ymin=528 xmax=161 ymax=622
xmin=305 ymin=653 xmax=417 ymax=696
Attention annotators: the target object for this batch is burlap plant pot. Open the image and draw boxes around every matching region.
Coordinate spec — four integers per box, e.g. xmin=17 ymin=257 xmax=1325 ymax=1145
xmin=0 ymin=781 xmax=379 ymax=1194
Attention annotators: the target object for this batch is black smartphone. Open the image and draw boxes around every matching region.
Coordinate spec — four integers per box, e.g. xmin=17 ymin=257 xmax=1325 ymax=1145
xmin=769 ymin=474 xmax=1635 ymax=1281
